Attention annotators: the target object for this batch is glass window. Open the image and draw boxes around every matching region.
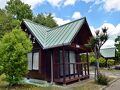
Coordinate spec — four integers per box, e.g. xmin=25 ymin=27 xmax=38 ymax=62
xmin=27 ymin=53 xmax=32 ymax=70
xmin=33 ymin=52 xmax=39 ymax=70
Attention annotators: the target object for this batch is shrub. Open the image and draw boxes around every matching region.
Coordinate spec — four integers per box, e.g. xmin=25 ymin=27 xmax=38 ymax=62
xmin=0 ymin=29 xmax=32 ymax=86
xmin=107 ymin=59 xmax=115 ymax=66
xmin=89 ymin=56 xmax=96 ymax=65
xmin=97 ymin=73 xmax=108 ymax=85
xmin=99 ymin=57 xmax=106 ymax=67
xmin=80 ymin=54 xmax=87 ymax=62
xmin=0 ymin=66 xmax=3 ymax=75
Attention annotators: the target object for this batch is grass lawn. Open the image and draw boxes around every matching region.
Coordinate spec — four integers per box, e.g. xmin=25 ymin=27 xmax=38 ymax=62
xmin=0 ymin=74 xmax=105 ymax=90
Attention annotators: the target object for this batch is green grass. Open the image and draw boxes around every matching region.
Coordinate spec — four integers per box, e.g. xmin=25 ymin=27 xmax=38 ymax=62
xmin=0 ymin=74 xmax=105 ymax=90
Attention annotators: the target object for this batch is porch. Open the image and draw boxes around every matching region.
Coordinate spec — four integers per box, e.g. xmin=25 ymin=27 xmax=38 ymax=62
xmin=50 ymin=45 xmax=90 ymax=84
xmin=53 ymin=62 xmax=89 ymax=84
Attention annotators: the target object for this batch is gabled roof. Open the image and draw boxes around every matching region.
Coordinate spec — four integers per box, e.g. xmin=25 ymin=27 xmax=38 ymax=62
xmin=22 ymin=17 xmax=90 ymax=49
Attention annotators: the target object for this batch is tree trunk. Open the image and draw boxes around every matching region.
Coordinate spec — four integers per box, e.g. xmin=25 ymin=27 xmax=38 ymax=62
xmin=94 ymin=45 xmax=100 ymax=81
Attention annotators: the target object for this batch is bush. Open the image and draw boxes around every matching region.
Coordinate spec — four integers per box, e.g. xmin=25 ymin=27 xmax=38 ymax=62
xmin=89 ymin=56 xmax=96 ymax=65
xmin=99 ymin=57 xmax=106 ymax=67
xmin=0 ymin=29 xmax=32 ymax=86
xmin=107 ymin=59 xmax=115 ymax=66
xmin=0 ymin=66 xmax=3 ymax=75
xmin=80 ymin=54 xmax=87 ymax=62
xmin=97 ymin=73 xmax=108 ymax=85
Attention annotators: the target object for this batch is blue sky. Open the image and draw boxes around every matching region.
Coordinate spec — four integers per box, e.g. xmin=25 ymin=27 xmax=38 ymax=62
xmin=0 ymin=0 xmax=120 ymax=48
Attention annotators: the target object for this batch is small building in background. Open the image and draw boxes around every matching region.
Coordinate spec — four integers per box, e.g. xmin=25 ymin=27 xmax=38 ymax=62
xmin=100 ymin=46 xmax=116 ymax=59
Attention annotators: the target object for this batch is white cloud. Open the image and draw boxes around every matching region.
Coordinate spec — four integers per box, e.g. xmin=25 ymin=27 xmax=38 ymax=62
xmin=81 ymin=0 xmax=94 ymax=3
xmin=103 ymin=0 xmax=120 ymax=12
xmin=64 ymin=0 xmax=76 ymax=6
xmin=90 ymin=26 xmax=96 ymax=37
xmin=47 ymin=0 xmax=62 ymax=7
xmin=21 ymin=0 xmax=44 ymax=9
xmin=91 ymin=23 xmax=120 ymax=48
xmin=0 ymin=0 xmax=8 ymax=9
xmin=72 ymin=11 xmax=82 ymax=20
xmin=53 ymin=17 xmax=71 ymax=26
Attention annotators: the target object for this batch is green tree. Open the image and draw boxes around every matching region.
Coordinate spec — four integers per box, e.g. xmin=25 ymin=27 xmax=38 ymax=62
xmin=0 ymin=9 xmax=20 ymax=37
xmin=33 ymin=13 xmax=58 ymax=28
xmin=86 ymin=27 xmax=108 ymax=81
xmin=115 ymin=36 xmax=120 ymax=63
xmin=5 ymin=0 xmax=33 ymax=20
xmin=0 ymin=29 xmax=32 ymax=86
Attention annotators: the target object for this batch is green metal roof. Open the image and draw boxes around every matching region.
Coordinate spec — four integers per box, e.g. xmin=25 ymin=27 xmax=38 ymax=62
xmin=23 ymin=17 xmax=86 ymax=49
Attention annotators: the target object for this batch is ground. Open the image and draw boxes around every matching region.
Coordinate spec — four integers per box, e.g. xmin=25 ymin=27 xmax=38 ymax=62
xmin=0 ymin=67 xmax=120 ymax=90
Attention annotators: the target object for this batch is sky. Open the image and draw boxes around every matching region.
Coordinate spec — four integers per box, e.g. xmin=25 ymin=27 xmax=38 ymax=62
xmin=0 ymin=0 xmax=120 ymax=48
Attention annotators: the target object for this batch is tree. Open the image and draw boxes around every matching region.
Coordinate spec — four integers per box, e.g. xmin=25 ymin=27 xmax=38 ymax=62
xmin=5 ymin=0 xmax=33 ymax=21
xmin=115 ymin=36 xmax=120 ymax=63
xmin=86 ymin=27 xmax=108 ymax=81
xmin=0 ymin=9 xmax=20 ymax=38
xmin=33 ymin=13 xmax=58 ymax=28
xmin=0 ymin=29 xmax=32 ymax=86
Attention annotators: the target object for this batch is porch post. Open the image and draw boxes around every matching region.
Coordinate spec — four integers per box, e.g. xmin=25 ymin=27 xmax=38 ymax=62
xmin=51 ymin=51 xmax=54 ymax=84
xmin=62 ymin=47 xmax=66 ymax=84
xmin=86 ymin=52 xmax=89 ymax=77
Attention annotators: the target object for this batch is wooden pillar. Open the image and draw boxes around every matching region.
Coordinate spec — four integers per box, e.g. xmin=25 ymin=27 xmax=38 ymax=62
xmin=39 ymin=49 xmax=41 ymax=73
xmin=62 ymin=47 xmax=66 ymax=84
xmin=80 ymin=54 xmax=83 ymax=76
xmin=86 ymin=52 xmax=89 ymax=76
xmin=51 ymin=50 xmax=54 ymax=84
xmin=76 ymin=52 xmax=80 ymax=78
xmin=53 ymin=49 xmax=55 ymax=82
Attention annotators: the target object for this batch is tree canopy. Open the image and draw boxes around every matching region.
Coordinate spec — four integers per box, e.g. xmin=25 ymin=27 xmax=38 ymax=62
xmin=0 ymin=29 xmax=32 ymax=85
xmin=5 ymin=0 xmax=33 ymax=20
xmin=0 ymin=9 xmax=20 ymax=38
xmin=33 ymin=13 xmax=58 ymax=28
xmin=115 ymin=36 xmax=120 ymax=63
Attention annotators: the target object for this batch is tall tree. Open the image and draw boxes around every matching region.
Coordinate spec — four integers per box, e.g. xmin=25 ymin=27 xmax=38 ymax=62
xmin=33 ymin=13 xmax=58 ymax=28
xmin=0 ymin=9 xmax=20 ymax=37
xmin=5 ymin=0 xmax=33 ymax=21
xmin=0 ymin=29 xmax=32 ymax=86
xmin=115 ymin=36 xmax=120 ymax=63
xmin=86 ymin=27 xmax=108 ymax=81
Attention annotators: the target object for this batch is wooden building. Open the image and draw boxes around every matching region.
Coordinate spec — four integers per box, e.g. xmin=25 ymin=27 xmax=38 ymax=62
xmin=21 ymin=17 xmax=93 ymax=84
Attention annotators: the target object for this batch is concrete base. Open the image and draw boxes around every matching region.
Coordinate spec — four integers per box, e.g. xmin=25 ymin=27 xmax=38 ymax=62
xmin=24 ymin=78 xmax=50 ymax=87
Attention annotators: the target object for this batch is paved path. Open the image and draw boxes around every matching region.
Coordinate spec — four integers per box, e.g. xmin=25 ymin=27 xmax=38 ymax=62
xmin=105 ymin=78 xmax=120 ymax=90
xmin=90 ymin=68 xmax=120 ymax=90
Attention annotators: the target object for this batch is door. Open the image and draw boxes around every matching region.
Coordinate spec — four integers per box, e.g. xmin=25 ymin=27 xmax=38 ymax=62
xmin=45 ymin=51 xmax=51 ymax=81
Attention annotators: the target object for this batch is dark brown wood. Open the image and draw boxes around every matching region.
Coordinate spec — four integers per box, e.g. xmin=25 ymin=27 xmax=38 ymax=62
xmin=84 ymin=63 xmax=86 ymax=75
xmin=86 ymin=52 xmax=89 ymax=76
xmin=62 ymin=47 xmax=66 ymax=84
xmin=73 ymin=64 xmax=75 ymax=78
xmin=21 ymin=20 xmax=92 ymax=84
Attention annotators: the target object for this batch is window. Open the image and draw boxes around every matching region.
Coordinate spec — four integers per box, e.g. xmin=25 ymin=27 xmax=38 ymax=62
xmin=33 ymin=52 xmax=39 ymax=70
xmin=27 ymin=52 xmax=39 ymax=70
xmin=27 ymin=53 xmax=32 ymax=70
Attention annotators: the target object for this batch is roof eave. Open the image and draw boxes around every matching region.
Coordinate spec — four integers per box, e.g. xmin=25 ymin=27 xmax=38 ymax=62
xmin=43 ymin=42 xmax=71 ymax=49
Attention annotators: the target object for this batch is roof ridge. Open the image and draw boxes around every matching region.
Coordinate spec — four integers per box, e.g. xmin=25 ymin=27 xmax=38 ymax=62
xmin=51 ymin=17 xmax=86 ymax=30
xmin=23 ymin=19 xmax=51 ymax=30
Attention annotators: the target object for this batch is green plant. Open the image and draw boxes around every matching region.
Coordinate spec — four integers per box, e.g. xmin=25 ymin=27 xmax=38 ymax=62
xmin=97 ymin=73 xmax=108 ymax=85
xmin=89 ymin=56 xmax=96 ymax=65
xmin=0 ymin=29 xmax=32 ymax=86
xmin=107 ymin=59 xmax=115 ymax=66
xmin=0 ymin=66 xmax=3 ymax=75
xmin=99 ymin=57 xmax=106 ymax=67
xmin=81 ymin=54 xmax=87 ymax=62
